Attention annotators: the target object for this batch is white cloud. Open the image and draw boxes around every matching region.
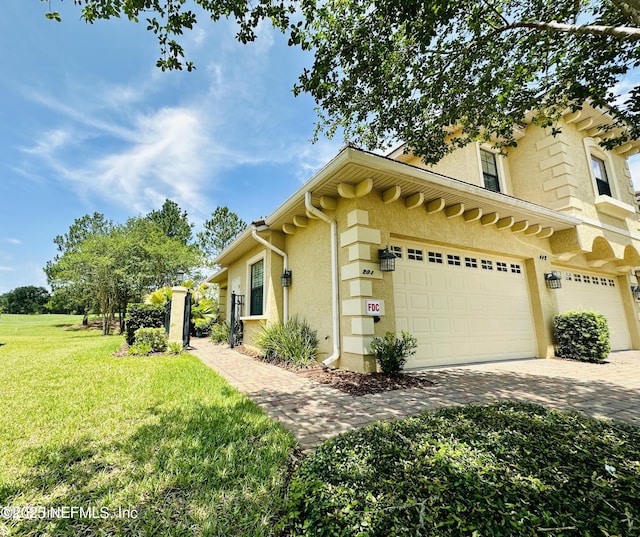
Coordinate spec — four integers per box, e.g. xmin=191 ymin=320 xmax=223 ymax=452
xmin=4 ymin=238 xmax=21 ymax=245
xmin=0 ymin=266 xmax=14 ymax=271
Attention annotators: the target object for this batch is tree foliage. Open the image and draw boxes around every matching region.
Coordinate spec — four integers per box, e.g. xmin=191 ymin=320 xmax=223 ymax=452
xmin=292 ymin=0 xmax=640 ymax=162
xmin=46 ymin=214 xmax=202 ymax=335
xmin=0 ymin=286 xmax=51 ymax=314
xmin=43 ymin=0 xmax=640 ymax=163
xmin=197 ymin=206 xmax=246 ymax=260
xmin=146 ymin=198 xmax=194 ymax=245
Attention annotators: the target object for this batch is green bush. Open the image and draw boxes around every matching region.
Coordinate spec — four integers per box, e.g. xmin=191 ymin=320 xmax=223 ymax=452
xmin=166 ymin=341 xmax=183 ymax=355
xmin=369 ymin=330 xmax=417 ymax=374
xmin=554 ymin=310 xmax=611 ymax=363
xmin=256 ymin=316 xmax=318 ymax=367
xmin=210 ymin=320 xmax=231 ymax=343
xmin=127 ymin=341 xmax=153 ymax=356
xmin=125 ymin=303 xmax=166 ymax=345
xmin=281 ymin=402 xmax=640 ymax=536
xmin=133 ymin=327 xmax=168 ymax=353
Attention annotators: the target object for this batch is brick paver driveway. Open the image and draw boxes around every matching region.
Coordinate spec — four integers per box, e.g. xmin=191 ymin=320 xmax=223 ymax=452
xmin=190 ymin=339 xmax=640 ymax=451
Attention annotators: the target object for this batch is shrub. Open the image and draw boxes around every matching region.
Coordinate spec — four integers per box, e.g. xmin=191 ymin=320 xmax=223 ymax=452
xmin=127 ymin=341 xmax=153 ymax=356
xmin=256 ymin=317 xmax=319 ymax=367
xmin=133 ymin=327 xmax=168 ymax=353
xmin=125 ymin=303 xmax=166 ymax=345
xmin=210 ymin=320 xmax=231 ymax=343
xmin=281 ymin=402 xmax=640 ymax=537
xmin=554 ymin=310 xmax=610 ymax=363
xmin=369 ymin=330 xmax=417 ymax=374
xmin=193 ymin=317 xmax=217 ymax=338
xmin=166 ymin=341 xmax=183 ymax=355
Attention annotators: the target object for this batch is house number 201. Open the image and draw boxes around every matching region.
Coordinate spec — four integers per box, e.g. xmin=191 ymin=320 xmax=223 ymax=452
xmin=362 ymin=269 xmax=375 ymax=275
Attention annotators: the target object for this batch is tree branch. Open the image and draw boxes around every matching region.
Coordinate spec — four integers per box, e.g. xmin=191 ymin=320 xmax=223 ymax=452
xmin=501 ymin=19 xmax=640 ymax=40
xmin=610 ymin=0 xmax=640 ymax=27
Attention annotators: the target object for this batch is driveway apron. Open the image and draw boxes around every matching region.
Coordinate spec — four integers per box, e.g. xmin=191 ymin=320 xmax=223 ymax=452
xmin=189 ymin=339 xmax=640 ymax=451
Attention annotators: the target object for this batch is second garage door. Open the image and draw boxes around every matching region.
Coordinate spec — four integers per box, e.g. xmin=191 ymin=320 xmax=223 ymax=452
xmin=555 ymin=270 xmax=631 ymax=351
xmin=393 ymin=242 xmax=537 ymax=368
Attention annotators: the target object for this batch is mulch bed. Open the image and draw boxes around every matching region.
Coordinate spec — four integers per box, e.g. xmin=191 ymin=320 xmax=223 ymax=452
xmin=235 ymin=344 xmax=436 ymax=396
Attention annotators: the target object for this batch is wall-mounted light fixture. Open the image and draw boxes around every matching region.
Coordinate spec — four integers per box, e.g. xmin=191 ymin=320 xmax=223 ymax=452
xmin=544 ymin=271 xmax=562 ymax=289
xmin=281 ymin=269 xmax=292 ymax=287
xmin=378 ymin=247 xmax=396 ymax=272
xmin=631 ymin=285 xmax=640 ymax=302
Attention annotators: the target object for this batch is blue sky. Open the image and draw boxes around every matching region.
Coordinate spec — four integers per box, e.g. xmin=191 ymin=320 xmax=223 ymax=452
xmin=0 ymin=2 xmax=343 ymax=294
xmin=1 ymin=2 xmax=639 ymax=295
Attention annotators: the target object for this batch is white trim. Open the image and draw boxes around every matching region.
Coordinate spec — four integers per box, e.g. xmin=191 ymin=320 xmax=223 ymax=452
xmin=246 ymin=251 xmax=266 ymax=317
xmin=583 ymin=137 xmax=619 ymax=199
xmin=477 ymin=144 xmax=507 ymax=194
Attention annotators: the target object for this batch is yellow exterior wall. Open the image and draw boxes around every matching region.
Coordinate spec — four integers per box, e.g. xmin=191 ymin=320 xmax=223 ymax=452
xmin=285 ymin=215 xmax=334 ymax=361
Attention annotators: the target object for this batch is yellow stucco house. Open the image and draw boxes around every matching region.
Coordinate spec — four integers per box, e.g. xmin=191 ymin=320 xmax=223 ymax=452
xmin=211 ymin=104 xmax=640 ymax=371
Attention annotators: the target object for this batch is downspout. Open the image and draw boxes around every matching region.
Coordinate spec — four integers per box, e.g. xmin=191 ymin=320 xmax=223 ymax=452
xmin=251 ymin=226 xmax=289 ymax=322
xmin=304 ymin=191 xmax=340 ymax=366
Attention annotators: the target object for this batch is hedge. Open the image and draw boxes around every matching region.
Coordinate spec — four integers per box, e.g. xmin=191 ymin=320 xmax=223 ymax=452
xmin=125 ymin=303 xmax=166 ymax=345
xmin=554 ymin=310 xmax=611 ymax=363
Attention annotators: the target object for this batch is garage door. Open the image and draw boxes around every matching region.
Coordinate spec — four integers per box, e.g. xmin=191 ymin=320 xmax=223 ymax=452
xmin=393 ymin=242 xmax=537 ymax=368
xmin=555 ymin=270 xmax=631 ymax=350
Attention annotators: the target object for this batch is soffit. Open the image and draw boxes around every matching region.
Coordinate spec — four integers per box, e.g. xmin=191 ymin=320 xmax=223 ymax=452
xmin=266 ymin=148 xmax=580 ymax=234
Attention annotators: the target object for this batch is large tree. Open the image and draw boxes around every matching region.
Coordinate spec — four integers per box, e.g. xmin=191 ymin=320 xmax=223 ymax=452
xmin=197 ymin=207 xmax=246 ymax=260
xmin=0 ymin=286 xmax=51 ymax=314
xmin=46 ymin=214 xmax=202 ymax=335
xmin=146 ymin=198 xmax=194 ymax=245
xmin=42 ymin=0 xmax=640 ymax=162
xmin=292 ymin=0 xmax=640 ymax=162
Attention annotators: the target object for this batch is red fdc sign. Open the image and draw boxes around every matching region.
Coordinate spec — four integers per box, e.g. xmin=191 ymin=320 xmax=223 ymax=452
xmin=365 ymin=300 xmax=382 ymax=315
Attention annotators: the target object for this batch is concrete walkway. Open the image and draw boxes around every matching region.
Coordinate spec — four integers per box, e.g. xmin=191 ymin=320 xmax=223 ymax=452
xmin=189 ymin=339 xmax=640 ymax=451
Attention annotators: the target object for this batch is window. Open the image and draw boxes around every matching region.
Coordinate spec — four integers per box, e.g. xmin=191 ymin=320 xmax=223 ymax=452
xmin=250 ymin=259 xmax=264 ymax=316
xmin=480 ymin=149 xmax=500 ymax=193
xmin=591 ymin=156 xmax=612 ymax=197
xmin=583 ymin=275 xmax=591 ymax=284
xmin=511 ymin=264 xmax=522 ymax=274
xmin=465 ymin=257 xmax=478 ymax=268
xmin=428 ymin=251 xmax=443 ymax=264
xmin=390 ymin=245 xmax=402 ymax=258
xmin=447 ymin=254 xmax=461 ymax=266
xmin=496 ymin=262 xmax=508 ymax=272
xmin=574 ymin=274 xmax=582 ymax=282
xmin=408 ymin=248 xmax=424 ymax=261
xmin=608 ymin=279 xmax=616 ymax=287
xmin=481 ymin=259 xmax=493 ymax=270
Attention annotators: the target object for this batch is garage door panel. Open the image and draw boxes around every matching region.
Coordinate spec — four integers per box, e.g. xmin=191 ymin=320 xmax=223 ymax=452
xmin=393 ymin=242 xmax=536 ymax=368
xmin=556 ymin=271 xmax=630 ymax=350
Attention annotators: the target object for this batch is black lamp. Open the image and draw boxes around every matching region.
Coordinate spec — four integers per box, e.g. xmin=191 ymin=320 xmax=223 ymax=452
xmin=378 ymin=248 xmax=396 ymax=272
xmin=544 ymin=271 xmax=562 ymax=289
xmin=176 ymin=270 xmax=185 ymax=285
xmin=631 ymin=285 xmax=640 ymax=301
xmin=281 ymin=269 xmax=292 ymax=287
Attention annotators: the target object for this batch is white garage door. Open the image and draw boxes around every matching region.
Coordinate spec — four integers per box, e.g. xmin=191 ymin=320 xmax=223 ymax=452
xmin=555 ymin=270 xmax=631 ymax=351
xmin=393 ymin=242 xmax=537 ymax=368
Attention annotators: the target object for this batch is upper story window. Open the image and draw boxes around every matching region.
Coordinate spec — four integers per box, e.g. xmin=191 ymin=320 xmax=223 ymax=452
xmin=249 ymin=259 xmax=264 ymax=316
xmin=591 ymin=156 xmax=612 ymax=197
xmin=480 ymin=149 xmax=501 ymax=193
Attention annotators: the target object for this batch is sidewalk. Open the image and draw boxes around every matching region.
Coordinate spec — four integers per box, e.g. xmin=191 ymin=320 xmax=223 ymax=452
xmin=189 ymin=339 xmax=640 ymax=451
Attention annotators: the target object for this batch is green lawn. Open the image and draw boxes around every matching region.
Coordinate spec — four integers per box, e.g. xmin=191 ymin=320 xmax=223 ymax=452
xmin=0 ymin=314 xmax=296 ymax=536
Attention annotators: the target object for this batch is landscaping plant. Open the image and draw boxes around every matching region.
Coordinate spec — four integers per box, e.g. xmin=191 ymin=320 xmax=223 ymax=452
xmin=210 ymin=320 xmax=231 ymax=343
xmin=124 ymin=303 xmax=165 ymax=345
xmin=369 ymin=330 xmax=417 ymax=375
xmin=554 ymin=310 xmax=611 ymax=362
xmin=256 ymin=316 xmax=319 ymax=367
xmin=282 ymin=402 xmax=640 ymax=536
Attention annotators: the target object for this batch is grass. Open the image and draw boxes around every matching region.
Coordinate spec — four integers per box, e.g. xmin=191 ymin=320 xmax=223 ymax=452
xmin=0 ymin=314 xmax=296 ymax=536
xmin=282 ymin=402 xmax=640 ymax=536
